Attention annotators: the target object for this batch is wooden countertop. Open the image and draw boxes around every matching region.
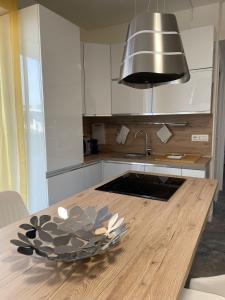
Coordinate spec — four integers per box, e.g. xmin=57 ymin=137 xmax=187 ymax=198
xmin=0 ymin=175 xmax=217 ymax=299
xmin=84 ymin=152 xmax=211 ymax=170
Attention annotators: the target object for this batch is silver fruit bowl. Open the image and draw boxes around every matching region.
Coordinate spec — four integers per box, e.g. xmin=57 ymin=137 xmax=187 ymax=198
xmin=11 ymin=205 xmax=127 ymax=262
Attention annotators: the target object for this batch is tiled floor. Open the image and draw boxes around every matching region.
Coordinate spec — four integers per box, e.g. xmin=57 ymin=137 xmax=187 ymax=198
xmin=188 ymin=171 xmax=225 ymax=281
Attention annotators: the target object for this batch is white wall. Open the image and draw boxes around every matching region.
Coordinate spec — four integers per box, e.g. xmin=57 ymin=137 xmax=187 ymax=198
xmin=81 ymin=2 xmax=225 ymax=43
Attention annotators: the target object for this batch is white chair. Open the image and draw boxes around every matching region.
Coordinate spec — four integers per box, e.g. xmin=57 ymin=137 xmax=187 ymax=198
xmin=0 ymin=191 xmax=29 ymax=228
xmin=180 ymin=276 xmax=225 ymax=300
xmin=181 ymin=288 xmax=225 ymax=300
xmin=190 ymin=275 xmax=225 ymax=297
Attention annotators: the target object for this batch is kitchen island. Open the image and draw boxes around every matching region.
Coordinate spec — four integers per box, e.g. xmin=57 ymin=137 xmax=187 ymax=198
xmin=0 ymin=174 xmax=217 ymax=300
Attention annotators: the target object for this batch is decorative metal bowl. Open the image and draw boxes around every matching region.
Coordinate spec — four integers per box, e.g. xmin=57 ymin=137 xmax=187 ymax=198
xmin=11 ymin=205 xmax=127 ymax=262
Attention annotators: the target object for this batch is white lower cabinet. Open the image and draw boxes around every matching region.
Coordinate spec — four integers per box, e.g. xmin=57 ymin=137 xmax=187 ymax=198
xmin=102 ymin=162 xmax=144 ymax=181
xmin=144 ymin=165 xmax=206 ymax=178
xmin=144 ymin=165 xmax=182 ymax=176
xmin=48 ymin=168 xmax=85 ymax=205
xmin=48 ymin=162 xmax=102 ymax=205
xmin=83 ymin=163 xmax=102 ymax=189
xmin=181 ymin=169 xmax=206 ymax=178
xmin=102 ymin=162 xmax=206 ymax=180
xmin=48 ymin=161 xmax=207 ymax=205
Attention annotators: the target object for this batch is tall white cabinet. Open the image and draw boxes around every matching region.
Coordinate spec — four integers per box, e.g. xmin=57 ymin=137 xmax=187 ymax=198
xmin=39 ymin=6 xmax=83 ymax=171
xmin=20 ymin=5 xmax=83 ymax=212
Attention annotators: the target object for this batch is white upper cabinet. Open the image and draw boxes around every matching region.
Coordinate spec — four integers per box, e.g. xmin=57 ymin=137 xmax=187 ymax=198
xmin=110 ymin=43 xmax=152 ymax=115
xmin=181 ymin=25 xmax=214 ymax=70
xmin=112 ymin=82 xmax=152 ymax=115
xmin=152 ymin=26 xmax=214 ymax=115
xmin=111 ymin=42 xmax=124 ymax=80
xmin=83 ymin=26 xmax=214 ymax=116
xmin=152 ymin=68 xmax=213 ymax=114
xmin=84 ymin=43 xmax=111 ymax=116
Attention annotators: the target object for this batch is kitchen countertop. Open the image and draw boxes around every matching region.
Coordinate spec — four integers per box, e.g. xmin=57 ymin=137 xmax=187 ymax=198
xmin=0 ymin=174 xmax=217 ymax=299
xmin=84 ymin=152 xmax=211 ymax=170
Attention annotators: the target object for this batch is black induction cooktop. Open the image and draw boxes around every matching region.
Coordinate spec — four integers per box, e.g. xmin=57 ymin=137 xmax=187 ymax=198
xmin=96 ymin=172 xmax=186 ymax=202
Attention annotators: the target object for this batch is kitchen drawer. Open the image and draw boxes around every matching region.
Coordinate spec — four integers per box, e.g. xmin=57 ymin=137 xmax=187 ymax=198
xmin=102 ymin=162 xmax=144 ymax=181
xmin=144 ymin=165 xmax=182 ymax=176
xmin=181 ymin=169 xmax=206 ymax=178
xmin=48 ymin=162 xmax=103 ymax=205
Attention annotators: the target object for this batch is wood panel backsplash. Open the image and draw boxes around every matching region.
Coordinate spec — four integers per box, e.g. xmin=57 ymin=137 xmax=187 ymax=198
xmin=83 ymin=114 xmax=213 ymax=156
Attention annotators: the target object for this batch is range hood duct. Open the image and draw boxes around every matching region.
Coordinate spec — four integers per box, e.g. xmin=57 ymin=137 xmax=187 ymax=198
xmin=119 ymin=12 xmax=190 ymax=89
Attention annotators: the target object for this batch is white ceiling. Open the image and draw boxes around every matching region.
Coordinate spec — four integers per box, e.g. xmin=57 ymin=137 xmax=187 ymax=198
xmin=20 ymin=0 xmax=223 ymax=29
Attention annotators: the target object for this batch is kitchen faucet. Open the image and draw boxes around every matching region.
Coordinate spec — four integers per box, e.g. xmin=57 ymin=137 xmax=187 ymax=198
xmin=134 ymin=129 xmax=151 ymax=156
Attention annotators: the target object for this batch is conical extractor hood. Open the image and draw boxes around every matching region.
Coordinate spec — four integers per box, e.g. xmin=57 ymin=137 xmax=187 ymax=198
xmin=119 ymin=11 xmax=190 ymax=89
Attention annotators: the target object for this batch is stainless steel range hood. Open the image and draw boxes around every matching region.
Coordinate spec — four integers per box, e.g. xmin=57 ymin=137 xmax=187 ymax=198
xmin=119 ymin=12 xmax=190 ymax=89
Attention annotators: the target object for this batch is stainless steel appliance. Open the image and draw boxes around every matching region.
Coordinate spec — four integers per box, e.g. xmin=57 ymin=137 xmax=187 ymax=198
xmin=119 ymin=12 xmax=190 ymax=89
xmin=83 ymin=137 xmax=99 ymax=155
xmin=90 ymin=138 xmax=99 ymax=154
xmin=83 ymin=137 xmax=91 ymax=155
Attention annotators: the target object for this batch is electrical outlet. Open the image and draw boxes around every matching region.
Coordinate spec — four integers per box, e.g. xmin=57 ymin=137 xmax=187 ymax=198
xmin=192 ymin=135 xmax=209 ymax=142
